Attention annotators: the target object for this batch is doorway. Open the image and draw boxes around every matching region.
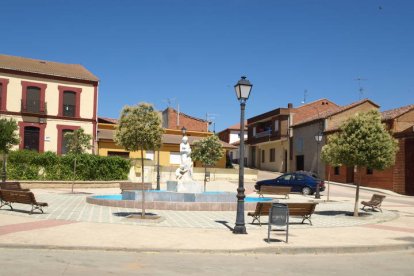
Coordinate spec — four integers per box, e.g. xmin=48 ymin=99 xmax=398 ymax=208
xmin=296 ymin=155 xmax=304 ymax=171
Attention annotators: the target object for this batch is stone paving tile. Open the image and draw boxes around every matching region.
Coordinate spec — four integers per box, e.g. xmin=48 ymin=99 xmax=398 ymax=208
xmin=0 ymin=191 xmax=398 ymax=230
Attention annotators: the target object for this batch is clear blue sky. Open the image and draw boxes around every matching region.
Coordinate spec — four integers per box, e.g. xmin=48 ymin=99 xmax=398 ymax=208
xmin=1 ymin=0 xmax=413 ymax=131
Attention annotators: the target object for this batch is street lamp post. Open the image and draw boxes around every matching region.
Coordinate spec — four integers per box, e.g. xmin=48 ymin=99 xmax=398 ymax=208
xmin=314 ymin=132 xmax=323 ymax=199
xmin=233 ymin=76 xmax=252 ymax=235
xmin=156 ymin=149 xmax=161 ymax=190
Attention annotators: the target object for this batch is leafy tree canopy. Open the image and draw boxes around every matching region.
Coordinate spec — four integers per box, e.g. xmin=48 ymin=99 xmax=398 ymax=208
xmin=191 ymin=135 xmax=224 ymax=166
xmin=64 ymin=128 xmax=92 ymax=155
xmin=115 ymin=103 xmax=164 ymax=151
xmin=0 ymin=118 xmax=19 ymax=154
xmin=327 ymin=109 xmax=398 ymax=170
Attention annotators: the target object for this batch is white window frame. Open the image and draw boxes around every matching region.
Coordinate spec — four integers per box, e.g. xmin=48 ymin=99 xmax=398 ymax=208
xmin=170 ymin=152 xmax=181 ymax=165
xmin=145 ymin=150 xmax=154 ymax=160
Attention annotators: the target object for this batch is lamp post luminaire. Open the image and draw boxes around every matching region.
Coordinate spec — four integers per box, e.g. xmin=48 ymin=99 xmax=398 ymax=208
xmin=314 ymin=132 xmax=323 ymax=199
xmin=233 ymin=76 xmax=252 ymax=235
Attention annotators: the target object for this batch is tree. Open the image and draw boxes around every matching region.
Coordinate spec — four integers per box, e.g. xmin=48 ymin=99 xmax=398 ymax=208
xmin=115 ymin=103 xmax=164 ymax=218
xmin=321 ymin=137 xmax=342 ymax=201
xmin=64 ymin=128 xmax=92 ymax=193
xmin=191 ymin=135 xmax=224 ymax=191
xmin=322 ymin=110 xmax=398 ymax=216
xmin=0 ymin=118 xmax=19 ymax=182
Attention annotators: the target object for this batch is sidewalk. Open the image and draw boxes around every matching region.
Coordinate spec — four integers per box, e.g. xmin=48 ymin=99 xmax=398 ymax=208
xmin=0 ymin=183 xmax=413 ymax=254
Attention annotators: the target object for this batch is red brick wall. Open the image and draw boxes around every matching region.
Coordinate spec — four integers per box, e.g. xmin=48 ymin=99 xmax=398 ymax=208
xmin=354 ymin=166 xmax=394 ymax=191
xmin=218 ymin=130 xmax=230 ymax=143
xmin=393 ymin=138 xmax=406 ymax=194
xmin=326 ymin=165 xmax=353 ymax=183
xmin=165 ymin=108 xmax=208 ymax=132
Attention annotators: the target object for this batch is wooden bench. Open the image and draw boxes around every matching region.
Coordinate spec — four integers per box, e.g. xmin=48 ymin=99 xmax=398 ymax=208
xmin=0 ymin=190 xmax=48 ymax=214
xmin=0 ymin=182 xmax=30 ymax=191
xmin=119 ymin=182 xmax=153 ymax=193
xmin=248 ymin=202 xmax=318 ymax=226
xmin=257 ymin=186 xmax=291 ymax=199
xmin=361 ymin=194 xmax=386 ymax=212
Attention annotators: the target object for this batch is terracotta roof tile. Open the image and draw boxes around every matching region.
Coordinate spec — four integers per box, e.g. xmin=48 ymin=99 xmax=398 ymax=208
xmin=0 ymin=54 xmax=99 ymax=82
xmin=98 ymin=117 xmax=118 ymax=124
xmin=292 ymin=98 xmax=379 ymax=127
xmin=381 ymin=104 xmax=414 ymax=120
xmin=291 ymin=99 xmax=339 ymax=125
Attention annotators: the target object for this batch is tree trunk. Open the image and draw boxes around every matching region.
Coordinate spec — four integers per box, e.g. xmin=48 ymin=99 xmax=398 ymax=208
xmin=353 ymin=166 xmax=361 ymax=217
xmin=2 ymin=153 xmax=7 ymax=182
xmin=141 ymin=148 xmax=146 ymax=218
xmin=204 ymin=165 xmax=207 ymax=192
xmin=72 ymin=157 xmax=77 ymax=193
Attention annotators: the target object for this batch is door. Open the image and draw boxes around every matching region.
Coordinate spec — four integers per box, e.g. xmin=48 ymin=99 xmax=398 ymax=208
xmin=24 ymin=126 xmax=40 ymax=152
xmin=406 ymin=138 xmax=414 ymax=195
xmin=296 ymin=155 xmax=304 ymax=171
xmin=251 ymin=146 xmax=256 ymax=168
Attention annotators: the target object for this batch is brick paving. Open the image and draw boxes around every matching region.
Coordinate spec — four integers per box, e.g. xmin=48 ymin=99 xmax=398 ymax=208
xmin=0 ymin=189 xmax=398 ymax=230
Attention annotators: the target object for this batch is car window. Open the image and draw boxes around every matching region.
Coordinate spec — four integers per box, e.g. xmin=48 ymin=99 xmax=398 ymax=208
xmin=296 ymin=174 xmax=305 ymax=181
xmin=281 ymin=174 xmax=292 ymax=181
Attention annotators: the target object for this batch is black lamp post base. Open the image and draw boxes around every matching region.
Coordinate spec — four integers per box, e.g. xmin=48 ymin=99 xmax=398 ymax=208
xmin=233 ymin=225 xmax=247 ymax=234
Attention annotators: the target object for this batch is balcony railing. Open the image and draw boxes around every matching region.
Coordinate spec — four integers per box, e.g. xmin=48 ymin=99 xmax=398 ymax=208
xmin=254 ymin=129 xmax=272 ymax=138
xmin=63 ymin=104 xmax=76 ymax=117
xmin=21 ymin=100 xmax=47 ymax=115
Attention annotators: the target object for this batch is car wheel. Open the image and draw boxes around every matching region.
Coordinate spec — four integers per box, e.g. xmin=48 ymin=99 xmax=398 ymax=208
xmin=302 ymin=187 xmax=312 ymax=195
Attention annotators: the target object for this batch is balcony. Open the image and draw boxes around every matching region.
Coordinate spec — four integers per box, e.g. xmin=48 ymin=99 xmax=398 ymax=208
xmin=21 ymin=100 xmax=47 ymax=115
xmin=255 ymin=129 xmax=272 ymax=138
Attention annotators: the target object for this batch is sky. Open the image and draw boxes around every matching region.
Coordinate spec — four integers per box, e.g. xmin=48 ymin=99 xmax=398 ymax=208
xmin=1 ymin=0 xmax=413 ymax=132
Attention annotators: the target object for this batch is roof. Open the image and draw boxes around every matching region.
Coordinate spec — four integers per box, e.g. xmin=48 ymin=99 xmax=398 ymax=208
xmin=227 ymin=121 xmax=247 ymax=130
xmin=381 ymin=104 xmax=414 ymax=120
xmin=292 ymin=99 xmax=379 ymax=127
xmin=97 ymin=130 xmax=236 ymax=149
xmin=291 ymin=99 xmax=339 ymax=125
xmin=98 ymin=117 xmax=118 ymax=124
xmin=163 ymin=107 xmax=208 ymax=123
xmin=0 ymin=54 xmax=99 ymax=82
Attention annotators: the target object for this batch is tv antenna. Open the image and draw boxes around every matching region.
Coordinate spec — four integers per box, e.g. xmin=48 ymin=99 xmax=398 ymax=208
xmin=301 ymin=89 xmax=308 ymax=104
xmin=206 ymin=113 xmax=219 ymax=133
xmin=163 ymin=98 xmax=176 ymax=108
xmin=355 ymin=78 xmax=367 ymax=100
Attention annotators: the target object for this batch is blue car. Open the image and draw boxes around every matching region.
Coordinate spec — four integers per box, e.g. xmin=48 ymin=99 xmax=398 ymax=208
xmin=254 ymin=171 xmax=325 ymax=195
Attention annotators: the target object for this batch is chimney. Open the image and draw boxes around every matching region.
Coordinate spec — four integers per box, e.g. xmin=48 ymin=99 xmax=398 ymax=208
xmin=288 ymin=103 xmax=293 ymax=108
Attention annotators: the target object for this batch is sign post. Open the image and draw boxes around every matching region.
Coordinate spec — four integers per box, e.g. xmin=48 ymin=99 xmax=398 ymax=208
xmin=268 ymin=203 xmax=289 ymax=243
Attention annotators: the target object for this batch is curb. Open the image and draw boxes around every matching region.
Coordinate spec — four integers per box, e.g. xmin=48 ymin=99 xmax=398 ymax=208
xmin=329 ymin=182 xmax=412 ymax=197
xmin=1 ymin=243 xmax=413 ymax=255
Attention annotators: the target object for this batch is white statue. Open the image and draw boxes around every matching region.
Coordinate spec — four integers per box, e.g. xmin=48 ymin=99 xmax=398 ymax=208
xmin=175 ymin=135 xmax=203 ymax=193
xmin=176 ymin=136 xmax=193 ymax=179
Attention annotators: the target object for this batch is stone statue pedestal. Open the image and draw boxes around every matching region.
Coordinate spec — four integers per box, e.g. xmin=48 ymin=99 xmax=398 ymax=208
xmin=177 ymin=180 xmax=204 ymax=193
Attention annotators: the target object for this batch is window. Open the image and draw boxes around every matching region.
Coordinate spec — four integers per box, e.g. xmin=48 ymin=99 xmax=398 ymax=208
xmin=261 ymin=150 xmax=265 ymax=163
xmin=61 ymin=129 xmax=74 ymax=154
xmin=58 ymin=86 xmax=82 ymax=118
xmin=146 ymin=150 xmax=154 ymax=160
xmin=253 ymin=127 xmax=256 ymax=137
xmin=0 ymin=78 xmax=8 ymax=111
xmin=56 ymin=125 xmax=80 ymax=155
xmin=282 ymin=174 xmax=293 ymax=181
xmin=170 ymin=152 xmax=181 ymax=165
xmin=270 ymin=148 xmax=275 ymax=162
xmin=366 ymin=168 xmax=373 ymax=175
xmin=108 ymin=151 xmax=130 ymax=158
xmin=24 ymin=126 xmax=40 ymax=152
xmin=296 ymin=174 xmax=305 ymax=181
xmin=21 ymin=81 xmax=47 ymax=114
xmin=334 ymin=166 xmax=340 ymax=175
xmin=63 ymin=91 xmax=76 ymax=117
xmin=26 ymin=86 xmax=41 ymax=113
xmin=274 ymin=120 xmax=279 ymax=133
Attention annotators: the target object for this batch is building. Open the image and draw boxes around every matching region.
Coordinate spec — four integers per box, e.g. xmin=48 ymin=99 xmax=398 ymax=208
xmin=162 ymin=107 xmax=209 ymax=132
xmin=291 ymin=99 xmax=379 ymax=178
xmin=217 ymin=121 xmax=247 ymax=165
xmin=0 ymin=54 xmax=98 ymax=154
xmin=246 ymin=99 xmax=338 ymax=172
xmin=325 ymin=104 xmax=414 ymax=195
